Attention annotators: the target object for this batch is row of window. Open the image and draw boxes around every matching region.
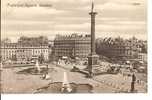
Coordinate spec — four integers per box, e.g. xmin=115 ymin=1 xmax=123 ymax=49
xmin=2 ymin=49 xmax=48 ymax=53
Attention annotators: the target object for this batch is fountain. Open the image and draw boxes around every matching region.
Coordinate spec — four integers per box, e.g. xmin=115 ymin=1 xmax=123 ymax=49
xmin=61 ymin=72 xmax=72 ymax=93
xmin=36 ymin=60 xmax=41 ymax=72
xmin=17 ymin=61 xmax=51 ymax=75
xmin=34 ymin=71 xmax=94 ymax=93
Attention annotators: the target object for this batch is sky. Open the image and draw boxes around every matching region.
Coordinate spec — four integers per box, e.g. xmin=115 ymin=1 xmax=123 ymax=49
xmin=1 ymin=0 xmax=147 ymax=42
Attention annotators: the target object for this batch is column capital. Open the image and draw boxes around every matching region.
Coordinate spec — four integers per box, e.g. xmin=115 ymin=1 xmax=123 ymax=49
xmin=89 ymin=12 xmax=98 ymax=15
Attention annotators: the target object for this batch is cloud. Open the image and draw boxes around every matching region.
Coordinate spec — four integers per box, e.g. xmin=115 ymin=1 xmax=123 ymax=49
xmin=1 ymin=0 xmax=147 ymax=40
xmin=96 ymin=2 xmax=143 ymax=10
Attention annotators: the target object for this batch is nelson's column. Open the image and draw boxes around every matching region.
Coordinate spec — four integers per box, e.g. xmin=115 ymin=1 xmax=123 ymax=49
xmin=87 ymin=1 xmax=99 ymax=77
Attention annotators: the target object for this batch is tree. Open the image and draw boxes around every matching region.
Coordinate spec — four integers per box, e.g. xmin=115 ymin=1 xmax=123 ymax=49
xmin=1 ymin=38 xmax=11 ymax=44
xmin=38 ymin=36 xmax=48 ymax=45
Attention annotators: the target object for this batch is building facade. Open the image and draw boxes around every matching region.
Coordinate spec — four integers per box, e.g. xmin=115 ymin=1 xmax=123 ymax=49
xmin=54 ymin=34 xmax=91 ymax=59
xmin=1 ymin=43 xmax=17 ymax=61
xmin=1 ymin=36 xmax=50 ymax=62
xmin=1 ymin=43 xmax=49 ymax=62
xmin=96 ymin=37 xmax=144 ymax=62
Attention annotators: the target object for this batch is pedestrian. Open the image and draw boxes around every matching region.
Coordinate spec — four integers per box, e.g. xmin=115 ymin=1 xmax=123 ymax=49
xmin=130 ymin=73 xmax=136 ymax=93
xmin=46 ymin=65 xmax=49 ymax=71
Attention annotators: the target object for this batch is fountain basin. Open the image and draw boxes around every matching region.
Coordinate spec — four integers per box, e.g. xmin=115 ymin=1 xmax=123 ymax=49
xmin=34 ymin=82 xmax=93 ymax=93
xmin=17 ymin=67 xmax=55 ymax=75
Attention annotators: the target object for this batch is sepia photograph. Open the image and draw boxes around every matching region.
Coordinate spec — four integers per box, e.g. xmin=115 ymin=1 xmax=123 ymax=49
xmin=0 ymin=0 xmax=147 ymax=94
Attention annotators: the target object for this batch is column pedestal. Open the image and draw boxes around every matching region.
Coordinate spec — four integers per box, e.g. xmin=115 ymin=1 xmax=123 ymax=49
xmin=87 ymin=54 xmax=100 ymax=77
